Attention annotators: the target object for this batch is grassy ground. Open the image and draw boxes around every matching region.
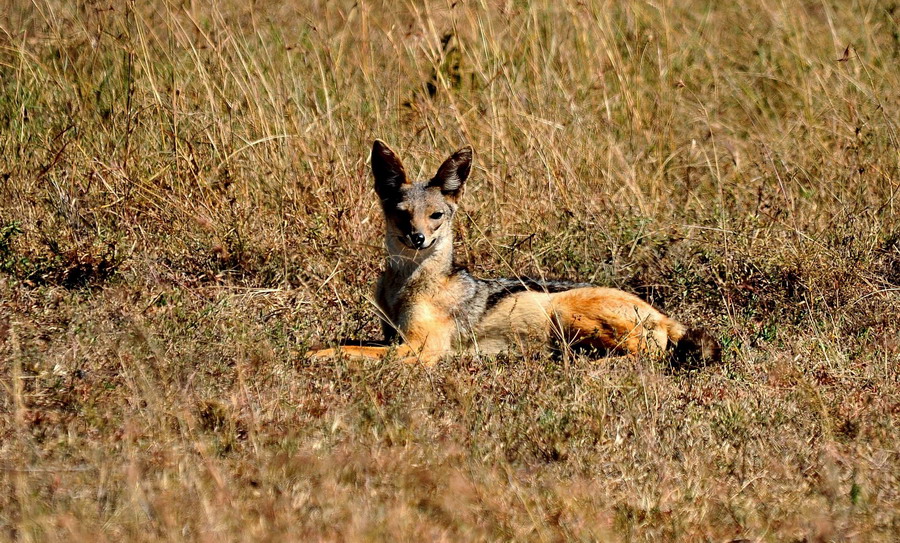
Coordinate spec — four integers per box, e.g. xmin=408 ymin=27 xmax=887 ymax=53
xmin=1 ymin=0 xmax=898 ymax=540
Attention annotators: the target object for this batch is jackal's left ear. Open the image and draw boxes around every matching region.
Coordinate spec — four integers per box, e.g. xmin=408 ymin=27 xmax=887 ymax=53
xmin=430 ymin=146 xmax=473 ymax=201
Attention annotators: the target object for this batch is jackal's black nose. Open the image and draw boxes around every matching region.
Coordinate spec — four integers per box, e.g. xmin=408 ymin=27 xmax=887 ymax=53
xmin=409 ymin=233 xmax=426 ymax=249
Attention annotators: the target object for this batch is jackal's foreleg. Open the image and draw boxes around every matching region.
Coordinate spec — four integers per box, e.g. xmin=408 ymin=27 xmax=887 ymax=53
xmin=310 ymin=303 xmax=455 ymax=365
xmin=307 ymin=344 xmax=406 ymax=360
xmin=307 ymin=343 xmax=449 ymax=365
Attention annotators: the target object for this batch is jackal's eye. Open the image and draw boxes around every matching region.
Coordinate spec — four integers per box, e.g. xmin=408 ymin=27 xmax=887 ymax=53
xmin=430 ymin=211 xmax=444 ymax=220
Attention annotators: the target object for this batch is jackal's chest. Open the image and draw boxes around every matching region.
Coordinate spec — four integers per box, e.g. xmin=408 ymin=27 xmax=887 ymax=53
xmin=375 ymin=272 xmax=476 ymax=343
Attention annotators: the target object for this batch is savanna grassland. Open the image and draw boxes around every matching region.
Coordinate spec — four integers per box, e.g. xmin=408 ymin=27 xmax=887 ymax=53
xmin=1 ymin=1 xmax=898 ymax=541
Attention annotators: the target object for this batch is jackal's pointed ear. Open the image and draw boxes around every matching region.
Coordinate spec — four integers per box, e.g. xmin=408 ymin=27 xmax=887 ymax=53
xmin=429 ymin=146 xmax=472 ymax=201
xmin=372 ymin=140 xmax=407 ymax=202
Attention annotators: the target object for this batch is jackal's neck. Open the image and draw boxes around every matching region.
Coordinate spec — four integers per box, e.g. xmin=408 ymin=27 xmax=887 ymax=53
xmin=384 ymin=232 xmax=454 ymax=287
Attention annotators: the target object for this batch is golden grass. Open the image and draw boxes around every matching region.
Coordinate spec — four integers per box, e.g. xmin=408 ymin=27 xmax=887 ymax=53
xmin=1 ymin=0 xmax=898 ymax=540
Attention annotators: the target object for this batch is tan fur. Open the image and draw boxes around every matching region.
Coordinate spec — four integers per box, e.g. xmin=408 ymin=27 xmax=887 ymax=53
xmin=309 ymin=141 xmax=716 ymax=365
xmin=471 ymin=291 xmax=555 ymax=354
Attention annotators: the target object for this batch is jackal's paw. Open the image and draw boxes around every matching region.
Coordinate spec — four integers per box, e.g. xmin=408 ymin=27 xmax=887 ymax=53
xmin=307 ymin=348 xmax=337 ymax=360
xmin=397 ymin=353 xmax=441 ymax=366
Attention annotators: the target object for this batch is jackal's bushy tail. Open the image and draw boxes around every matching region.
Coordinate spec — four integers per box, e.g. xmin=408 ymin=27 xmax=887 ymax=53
xmin=663 ymin=319 xmax=722 ymax=366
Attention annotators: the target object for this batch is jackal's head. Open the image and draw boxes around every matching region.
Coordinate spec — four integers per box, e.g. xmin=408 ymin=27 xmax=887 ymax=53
xmin=371 ymin=140 xmax=472 ymax=256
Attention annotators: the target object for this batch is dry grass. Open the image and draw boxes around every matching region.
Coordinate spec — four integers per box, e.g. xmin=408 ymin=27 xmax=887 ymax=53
xmin=1 ymin=0 xmax=898 ymax=541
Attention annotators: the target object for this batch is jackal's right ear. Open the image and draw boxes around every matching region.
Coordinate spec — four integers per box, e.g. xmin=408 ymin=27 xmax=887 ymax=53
xmin=430 ymin=146 xmax=473 ymax=201
xmin=372 ymin=140 xmax=407 ymax=202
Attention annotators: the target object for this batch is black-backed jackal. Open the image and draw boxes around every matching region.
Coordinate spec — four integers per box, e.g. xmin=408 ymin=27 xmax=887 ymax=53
xmin=310 ymin=141 xmax=720 ymax=365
